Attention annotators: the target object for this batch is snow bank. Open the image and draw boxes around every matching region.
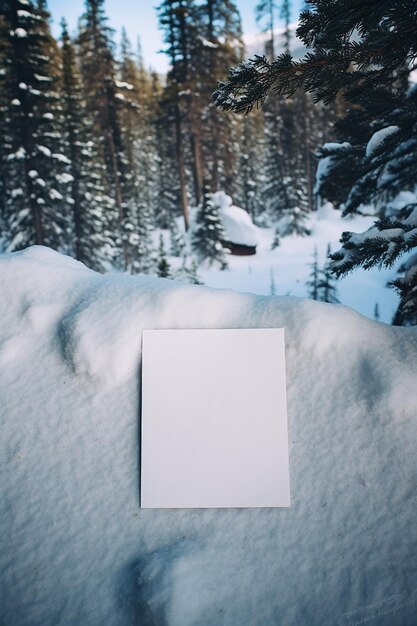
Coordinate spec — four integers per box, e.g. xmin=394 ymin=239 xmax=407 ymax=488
xmin=1 ymin=246 xmax=417 ymax=626
xmin=213 ymin=191 xmax=260 ymax=247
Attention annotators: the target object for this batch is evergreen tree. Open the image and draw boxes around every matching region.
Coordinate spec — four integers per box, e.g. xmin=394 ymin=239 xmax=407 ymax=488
xmin=236 ymin=111 xmax=263 ymax=220
xmin=0 ymin=10 xmax=12 ymax=228
xmin=214 ymin=0 xmax=417 ymax=112
xmin=325 ymin=85 xmax=417 ymax=324
xmin=130 ymin=202 xmax=155 ymax=274
xmin=192 ymin=186 xmax=228 ymax=267
xmin=157 ymin=0 xmax=244 ymax=215
xmin=215 ymin=0 xmax=417 ymax=324
xmin=264 ymin=100 xmax=311 ymax=241
xmin=117 ymin=28 xmax=156 ymax=273
xmin=132 ymin=70 xmax=173 ymax=232
xmin=157 ymin=0 xmax=198 ymax=227
xmin=318 ymin=244 xmax=339 ymax=303
xmin=257 ymin=5 xmax=311 ymax=239
xmin=186 ymin=258 xmax=202 ymax=284
xmin=78 ymin=0 xmax=131 ymax=268
xmin=255 ymin=0 xmax=278 ymax=61
xmin=0 ymin=0 xmax=72 ymax=252
xmin=261 ymin=106 xmax=288 ymax=228
xmin=306 ymin=246 xmax=319 ymax=300
xmin=390 ymin=252 xmax=417 ymax=326
xmin=154 ymin=72 xmax=183 ymax=228
xmin=169 ymin=217 xmax=186 ymax=257
xmin=270 ymin=266 xmax=277 ymax=295
xmin=175 ymin=256 xmax=202 ymax=284
xmin=256 ymin=1 xmax=289 ymax=233
xmin=271 ymin=230 xmax=280 ymax=249
xmin=60 ymin=19 xmax=114 ymax=270
xmin=280 ymin=0 xmax=291 ymax=56
xmin=274 ymin=199 xmax=310 ymax=239
xmin=156 ymin=233 xmax=171 ymax=278
xmin=197 ymin=0 xmax=244 ymax=196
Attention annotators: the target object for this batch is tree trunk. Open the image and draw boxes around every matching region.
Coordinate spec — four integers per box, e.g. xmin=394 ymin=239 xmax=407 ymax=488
xmin=174 ymin=103 xmax=190 ymax=231
xmin=107 ymin=129 xmax=129 ymax=268
xmin=190 ymin=113 xmax=204 ymax=204
xmin=301 ymin=92 xmax=313 ymax=212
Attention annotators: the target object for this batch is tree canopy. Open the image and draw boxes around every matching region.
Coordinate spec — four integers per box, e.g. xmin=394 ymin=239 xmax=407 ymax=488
xmin=215 ymin=0 xmax=417 ymax=324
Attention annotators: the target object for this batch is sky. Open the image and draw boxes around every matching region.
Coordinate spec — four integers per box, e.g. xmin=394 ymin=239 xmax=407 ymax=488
xmin=48 ymin=0 xmax=305 ymax=73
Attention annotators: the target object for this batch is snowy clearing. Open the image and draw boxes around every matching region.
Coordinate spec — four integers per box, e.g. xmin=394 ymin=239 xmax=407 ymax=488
xmin=185 ymin=203 xmax=400 ymax=324
xmin=1 ymin=246 xmax=416 ymax=625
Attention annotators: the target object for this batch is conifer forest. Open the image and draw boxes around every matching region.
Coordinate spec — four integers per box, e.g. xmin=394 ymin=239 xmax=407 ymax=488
xmin=1 ymin=0 xmax=417 ymax=325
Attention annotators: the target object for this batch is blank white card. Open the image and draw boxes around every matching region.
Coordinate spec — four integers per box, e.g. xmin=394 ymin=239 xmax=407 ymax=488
xmin=141 ymin=329 xmax=290 ymax=508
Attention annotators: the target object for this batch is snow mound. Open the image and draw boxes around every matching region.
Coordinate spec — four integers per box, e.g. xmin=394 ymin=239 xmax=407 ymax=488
xmin=1 ymin=246 xmax=417 ymax=626
xmin=213 ymin=191 xmax=260 ymax=247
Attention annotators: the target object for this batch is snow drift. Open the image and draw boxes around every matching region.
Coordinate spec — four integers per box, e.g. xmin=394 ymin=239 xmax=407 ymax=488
xmin=1 ymin=246 xmax=417 ymax=626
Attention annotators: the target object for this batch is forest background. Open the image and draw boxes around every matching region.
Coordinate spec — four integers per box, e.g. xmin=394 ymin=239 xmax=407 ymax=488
xmin=1 ymin=0 xmax=416 ymax=325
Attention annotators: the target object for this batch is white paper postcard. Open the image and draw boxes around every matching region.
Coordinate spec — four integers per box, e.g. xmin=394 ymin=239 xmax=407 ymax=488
xmin=141 ymin=329 xmax=290 ymax=508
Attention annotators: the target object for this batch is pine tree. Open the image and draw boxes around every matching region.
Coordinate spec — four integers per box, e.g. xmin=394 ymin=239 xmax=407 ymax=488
xmin=131 ymin=70 xmax=168 ymax=234
xmin=274 ymin=200 xmax=310 ymax=239
xmin=265 ymin=101 xmax=311 ymax=241
xmin=214 ymin=0 xmax=417 ymax=112
xmin=156 ymin=233 xmax=171 ymax=278
xmin=255 ymin=0 xmax=278 ymax=61
xmin=130 ymin=202 xmax=155 ymax=274
xmin=280 ymin=0 xmax=291 ymax=56
xmin=256 ymin=2 xmax=290 ymax=232
xmin=186 ymin=258 xmax=202 ymax=284
xmin=270 ymin=266 xmax=277 ymax=295
xmin=157 ymin=0 xmax=197 ymax=227
xmin=236 ymin=110 xmax=264 ymax=221
xmin=169 ymin=217 xmax=186 ymax=257
xmin=154 ymin=71 xmax=183 ymax=228
xmin=261 ymin=107 xmax=288 ymax=228
xmin=306 ymin=246 xmax=319 ymax=300
xmin=192 ymin=186 xmax=228 ymax=267
xmin=257 ymin=5 xmax=311 ymax=239
xmin=0 ymin=0 xmax=72 ymax=252
xmin=78 ymin=0 xmax=131 ymax=268
xmin=0 ymin=10 xmax=12 ymax=229
xmin=193 ymin=0 xmax=244 ymax=196
xmin=60 ymin=19 xmax=114 ymax=271
xmin=117 ymin=28 xmax=157 ymax=273
xmin=326 ymin=86 xmax=417 ymax=324
xmin=175 ymin=256 xmax=202 ymax=284
xmin=271 ymin=230 xmax=280 ymax=249
xmin=157 ymin=0 xmax=244 ymax=213
xmin=215 ymin=0 xmax=417 ymax=324
xmin=318 ymin=244 xmax=339 ymax=304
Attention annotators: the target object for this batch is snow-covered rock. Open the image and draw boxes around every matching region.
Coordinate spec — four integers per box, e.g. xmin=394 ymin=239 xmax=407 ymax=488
xmin=1 ymin=246 xmax=417 ymax=626
xmin=213 ymin=191 xmax=260 ymax=247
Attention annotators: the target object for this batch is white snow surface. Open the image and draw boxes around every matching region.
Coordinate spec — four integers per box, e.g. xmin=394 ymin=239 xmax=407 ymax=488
xmin=366 ymin=126 xmax=400 ymax=158
xmin=14 ymin=27 xmax=27 ymax=38
xmin=213 ymin=191 xmax=260 ymax=246
xmin=194 ymin=203 xmax=399 ymax=323
xmin=1 ymin=246 xmax=417 ymax=626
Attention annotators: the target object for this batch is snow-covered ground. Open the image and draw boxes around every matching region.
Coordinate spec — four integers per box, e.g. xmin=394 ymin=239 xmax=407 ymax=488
xmin=1 ymin=246 xmax=416 ymax=625
xmin=193 ymin=203 xmax=399 ymax=324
